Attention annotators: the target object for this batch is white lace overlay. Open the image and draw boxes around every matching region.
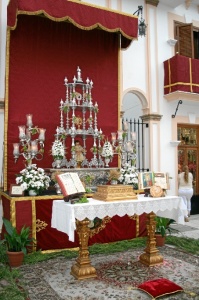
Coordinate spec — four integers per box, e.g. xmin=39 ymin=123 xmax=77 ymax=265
xmin=51 ymin=195 xmax=187 ymax=242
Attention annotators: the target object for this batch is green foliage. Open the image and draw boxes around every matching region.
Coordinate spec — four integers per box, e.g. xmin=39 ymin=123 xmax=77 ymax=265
xmin=30 ymin=127 xmax=38 ymax=135
xmin=0 ymin=264 xmax=28 ymax=300
xmin=1 ymin=218 xmax=36 ymax=254
xmin=0 ymin=242 xmax=8 ymax=264
xmin=166 ymin=235 xmax=199 ymax=255
xmin=75 ymin=196 xmax=89 ymax=204
xmin=83 ymin=174 xmax=94 ymax=185
xmin=155 ymin=216 xmax=170 ymax=237
xmin=23 ymin=249 xmax=78 ymax=264
xmin=85 ymin=187 xmax=93 ymax=193
xmin=89 ymin=238 xmax=147 ymax=255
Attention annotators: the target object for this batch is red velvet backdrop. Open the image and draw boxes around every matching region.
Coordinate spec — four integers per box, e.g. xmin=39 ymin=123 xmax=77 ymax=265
xmin=6 ymin=14 xmax=119 ymax=189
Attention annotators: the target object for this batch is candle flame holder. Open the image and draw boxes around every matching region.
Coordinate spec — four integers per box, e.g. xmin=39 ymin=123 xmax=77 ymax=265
xmin=111 ymin=127 xmax=137 ymax=168
xmin=13 ymin=114 xmax=46 ymax=166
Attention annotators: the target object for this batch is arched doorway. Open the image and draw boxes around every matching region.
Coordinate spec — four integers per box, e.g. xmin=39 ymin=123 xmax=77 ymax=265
xmin=122 ymin=90 xmax=149 ymax=171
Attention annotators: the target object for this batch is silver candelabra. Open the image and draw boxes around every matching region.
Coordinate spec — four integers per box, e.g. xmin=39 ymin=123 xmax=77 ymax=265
xmin=111 ymin=126 xmax=137 ymax=167
xmin=13 ymin=114 xmax=46 ymax=166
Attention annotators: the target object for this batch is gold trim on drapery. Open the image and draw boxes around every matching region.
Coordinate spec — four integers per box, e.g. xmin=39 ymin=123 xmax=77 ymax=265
xmin=168 ymin=59 xmax=171 ymax=93
xmin=3 ymin=30 xmax=10 ymax=191
xmin=9 ymin=10 xmax=136 ymax=42
xmin=165 ymin=56 xmax=198 ymax=91
xmin=31 ymin=199 xmax=36 ymax=241
xmin=189 ymin=58 xmax=193 ymax=93
xmin=164 ymin=82 xmax=199 ymax=88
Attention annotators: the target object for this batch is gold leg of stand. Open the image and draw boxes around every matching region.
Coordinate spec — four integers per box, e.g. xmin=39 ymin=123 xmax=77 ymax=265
xmin=139 ymin=212 xmax=163 ymax=266
xmin=70 ymin=218 xmax=97 ymax=280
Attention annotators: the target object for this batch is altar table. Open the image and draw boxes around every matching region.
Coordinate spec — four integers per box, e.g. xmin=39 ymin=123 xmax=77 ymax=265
xmin=51 ymin=195 xmax=187 ymax=280
xmin=0 ymin=191 xmax=146 ymax=250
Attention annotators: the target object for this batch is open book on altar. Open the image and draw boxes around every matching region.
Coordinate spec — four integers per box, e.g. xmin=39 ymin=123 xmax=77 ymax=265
xmin=56 ymin=172 xmax=85 ymax=197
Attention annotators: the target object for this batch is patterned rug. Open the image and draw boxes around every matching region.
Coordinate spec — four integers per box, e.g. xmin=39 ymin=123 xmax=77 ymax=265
xmin=19 ymin=246 xmax=199 ymax=300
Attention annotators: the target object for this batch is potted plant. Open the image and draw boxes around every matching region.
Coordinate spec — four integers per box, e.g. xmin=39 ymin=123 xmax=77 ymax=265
xmin=118 ymin=163 xmax=139 ymax=190
xmin=155 ymin=216 xmax=170 ymax=246
xmin=51 ymin=139 xmax=65 ymax=168
xmin=15 ymin=164 xmax=51 ymax=196
xmin=0 ymin=217 xmax=36 ymax=267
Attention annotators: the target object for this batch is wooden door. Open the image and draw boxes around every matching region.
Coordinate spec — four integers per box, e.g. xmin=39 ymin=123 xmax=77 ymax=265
xmin=177 ymin=125 xmax=199 ymax=195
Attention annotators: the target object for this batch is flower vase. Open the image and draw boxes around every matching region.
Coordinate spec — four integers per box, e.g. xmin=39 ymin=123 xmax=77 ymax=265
xmin=111 ymin=180 xmax=118 ymax=185
xmin=105 ymin=157 xmax=110 ymax=167
xmin=55 ymin=159 xmax=61 ymax=169
xmin=55 ymin=183 xmax=62 ymax=194
xmin=28 ymin=190 xmax=38 ymax=196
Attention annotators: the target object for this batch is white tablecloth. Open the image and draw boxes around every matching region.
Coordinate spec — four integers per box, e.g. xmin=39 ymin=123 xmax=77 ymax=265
xmin=51 ymin=195 xmax=187 ymax=242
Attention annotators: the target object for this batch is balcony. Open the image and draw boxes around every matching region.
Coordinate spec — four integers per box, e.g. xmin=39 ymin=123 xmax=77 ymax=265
xmin=163 ymin=54 xmax=199 ymax=102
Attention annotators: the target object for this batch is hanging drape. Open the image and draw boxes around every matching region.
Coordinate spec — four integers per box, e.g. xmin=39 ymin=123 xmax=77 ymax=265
xmin=5 ymin=0 xmax=138 ymax=190
xmin=7 ymin=0 xmax=138 ymax=49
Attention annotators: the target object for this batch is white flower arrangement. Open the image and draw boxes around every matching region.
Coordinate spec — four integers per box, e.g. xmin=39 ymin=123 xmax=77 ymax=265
xmin=118 ymin=163 xmax=139 ymax=189
xmin=101 ymin=141 xmax=113 ymax=158
xmin=51 ymin=139 xmax=65 ymax=160
xmin=16 ymin=164 xmax=50 ymax=194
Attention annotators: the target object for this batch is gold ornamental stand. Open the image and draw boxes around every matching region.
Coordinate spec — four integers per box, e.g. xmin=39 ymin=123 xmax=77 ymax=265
xmin=70 ymin=219 xmax=97 ymax=280
xmin=139 ymin=212 xmax=163 ymax=266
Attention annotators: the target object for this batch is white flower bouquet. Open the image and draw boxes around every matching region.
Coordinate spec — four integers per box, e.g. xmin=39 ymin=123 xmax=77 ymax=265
xmin=101 ymin=141 xmax=113 ymax=158
xmin=51 ymin=140 xmax=65 ymax=160
xmin=16 ymin=164 xmax=50 ymax=194
xmin=118 ymin=163 xmax=139 ymax=189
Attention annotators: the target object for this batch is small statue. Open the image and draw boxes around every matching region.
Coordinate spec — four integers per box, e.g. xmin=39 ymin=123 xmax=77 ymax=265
xmin=74 ymin=140 xmax=85 ymax=166
xmin=77 ymin=66 xmax=83 ymax=82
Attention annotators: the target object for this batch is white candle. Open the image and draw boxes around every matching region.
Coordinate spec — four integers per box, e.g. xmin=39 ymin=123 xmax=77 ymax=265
xmin=13 ymin=143 xmax=19 ymax=155
xmin=131 ymin=132 xmax=136 ymax=141
xmin=126 ymin=141 xmax=133 ymax=152
xmin=117 ymin=130 xmax=123 ymax=140
xmin=39 ymin=128 xmax=46 ymax=141
xmin=26 ymin=114 xmax=33 ymax=127
xmin=123 ymin=121 xmax=128 ymax=131
xmin=111 ymin=132 xmax=116 ymax=142
xmin=31 ymin=141 xmax=38 ymax=154
xmin=18 ymin=126 xmax=26 ymax=139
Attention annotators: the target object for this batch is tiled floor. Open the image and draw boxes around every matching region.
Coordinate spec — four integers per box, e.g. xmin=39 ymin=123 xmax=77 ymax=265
xmin=170 ymin=214 xmax=199 ymax=239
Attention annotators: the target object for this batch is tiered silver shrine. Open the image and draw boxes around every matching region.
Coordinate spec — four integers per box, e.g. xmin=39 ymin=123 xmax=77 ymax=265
xmin=53 ymin=67 xmax=105 ymax=169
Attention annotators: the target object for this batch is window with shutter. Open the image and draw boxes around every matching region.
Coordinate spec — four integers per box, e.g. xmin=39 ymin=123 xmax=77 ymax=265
xmin=175 ymin=22 xmax=199 ymax=59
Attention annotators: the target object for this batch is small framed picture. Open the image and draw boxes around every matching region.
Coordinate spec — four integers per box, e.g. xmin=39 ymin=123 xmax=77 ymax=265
xmin=138 ymin=172 xmax=154 ymax=189
xmin=9 ymin=184 xmax=24 ymax=196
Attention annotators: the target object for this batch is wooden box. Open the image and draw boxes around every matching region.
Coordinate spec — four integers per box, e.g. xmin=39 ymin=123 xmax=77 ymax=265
xmin=93 ymin=185 xmax=137 ymax=201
